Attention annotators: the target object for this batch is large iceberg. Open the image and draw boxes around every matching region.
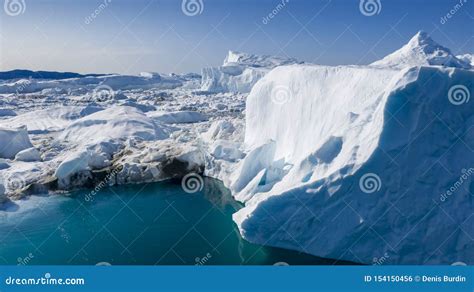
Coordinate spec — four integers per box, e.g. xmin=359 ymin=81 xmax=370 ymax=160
xmin=201 ymin=51 xmax=301 ymax=93
xmin=371 ymin=31 xmax=471 ymax=69
xmin=228 ymin=32 xmax=474 ymax=264
xmin=1 ymin=29 xmax=472 ymax=266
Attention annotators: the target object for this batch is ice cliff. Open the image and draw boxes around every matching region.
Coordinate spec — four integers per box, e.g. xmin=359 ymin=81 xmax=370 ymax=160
xmin=228 ymin=32 xmax=474 ymax=264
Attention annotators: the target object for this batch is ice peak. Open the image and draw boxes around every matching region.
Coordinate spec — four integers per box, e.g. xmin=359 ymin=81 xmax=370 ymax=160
xmin=371 ymin=31 xmax=471 ymax=69
xmin=405 ymin=31 xmax=438 ymax=51
xmin=223 ymin=51 xmax=247 ymax=66
xmin=407 ymin=31 xmax=432 ymax=46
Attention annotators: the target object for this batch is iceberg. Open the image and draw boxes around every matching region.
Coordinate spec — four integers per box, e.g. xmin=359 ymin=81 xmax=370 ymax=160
xmin=147 ymin=110 xmax=208 ymax=124
xmin=457 ymin=54 xmax=474 ymax=67
xmin=54 ymin=106 xmax=169 ymax=188
xmin=0 ymin=105 xmax=103 ymax=134
xmin=0 ymin=73 xmax=184 ymax=94
xmin=0 ymin=126 xmax=33 ymax=159
xmin=228 ymin=32 xmax=474 ymax=264
xmin=371 ymin=31 xmax=471 ymax=69
xmin=1 ymin=30 xmax=472 ymax=266
xmin=58 ymin=106 xmax=166 ymax=145
xmin=15 ymin=147 xmax=41 ymax=162
xmin=201 ymin=51 xmax=301 ymax=93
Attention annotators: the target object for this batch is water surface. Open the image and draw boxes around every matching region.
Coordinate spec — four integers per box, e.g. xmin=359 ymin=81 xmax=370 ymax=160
xmin=0 ymin=178 xmax=351 ymax=265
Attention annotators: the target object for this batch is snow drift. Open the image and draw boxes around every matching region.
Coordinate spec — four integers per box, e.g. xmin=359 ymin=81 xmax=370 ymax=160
xmin=229 ymin=32 xmax=474 ymax=264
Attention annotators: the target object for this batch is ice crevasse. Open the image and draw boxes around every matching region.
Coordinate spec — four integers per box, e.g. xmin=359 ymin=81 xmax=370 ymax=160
xmin=228 ymin=62 xmax=474 ymax=264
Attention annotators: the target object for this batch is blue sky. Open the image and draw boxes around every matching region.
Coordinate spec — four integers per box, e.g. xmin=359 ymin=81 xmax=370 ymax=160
xmin=1 ymin=0 xmax=473 ymax=74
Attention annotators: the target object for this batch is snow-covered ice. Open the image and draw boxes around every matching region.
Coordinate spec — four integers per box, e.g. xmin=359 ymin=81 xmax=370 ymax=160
xmin=0 ymin=126 xmax=33 ymax=159
xmin=227 ymin=32 xmax=474 ymax=264
xmin=457 ymin=53 xmax=474 ymax=67
xmin=147 ymin=110 xmax=208 ymax=124
xmin=372 ymin=31 xmax=471 ymax=69
xmin=15 ymin=147 xmax=41 ymax=162
xmin=201 ymin=51 xmax=301 ymax=93
xmin=0 ymin=31 xmax=472 ymax=265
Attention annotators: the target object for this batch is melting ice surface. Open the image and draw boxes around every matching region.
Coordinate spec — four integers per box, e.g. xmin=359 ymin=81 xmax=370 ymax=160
xmin=0 ymin=178 xmax=347 ymax=265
